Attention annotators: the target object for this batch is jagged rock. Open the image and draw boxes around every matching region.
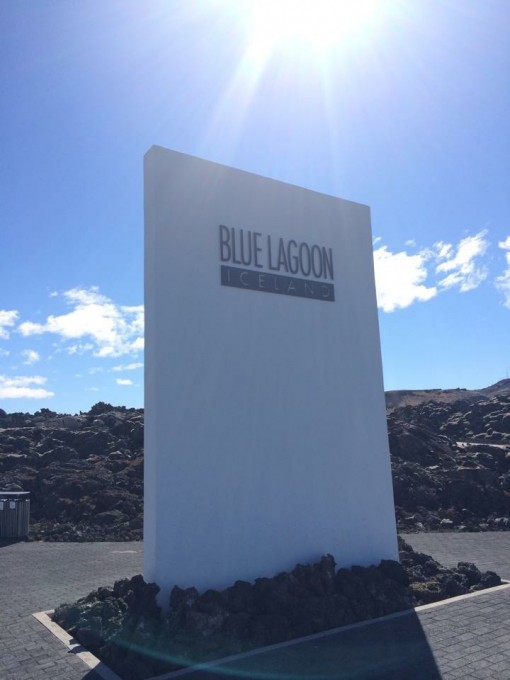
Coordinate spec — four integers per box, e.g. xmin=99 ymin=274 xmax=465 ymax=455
xmin=40 ymin=445 xmax=78 ymax=466
xmin=1 ymin=386 xmax=509 ymax=540
xmin=52 ymin=542 xmax=502 ymax=680
xmin=388 ymin=393 xmax=510 ymax=532
xmin=0 ymin=403 xmax=144 ymax=541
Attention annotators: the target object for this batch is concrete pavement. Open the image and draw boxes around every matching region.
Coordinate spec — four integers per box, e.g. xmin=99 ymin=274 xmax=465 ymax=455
xmin=0 ymin=534 xmax=509 ymax=679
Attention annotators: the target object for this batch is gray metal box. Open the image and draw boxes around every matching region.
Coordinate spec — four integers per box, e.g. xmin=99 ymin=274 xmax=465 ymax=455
xmin=0 ymin=491 xmax=30 ymax=539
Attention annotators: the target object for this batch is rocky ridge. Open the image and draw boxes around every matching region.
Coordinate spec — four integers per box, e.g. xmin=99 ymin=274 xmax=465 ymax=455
xmin=1 ymin=382 xmax=510 ymax=539
xmin=385 ymin=378 xmax=510 ymax=411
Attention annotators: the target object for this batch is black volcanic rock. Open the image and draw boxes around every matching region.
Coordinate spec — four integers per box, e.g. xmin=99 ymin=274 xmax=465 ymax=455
xmin=0 ymin=404 xmax=143 ymax=541
xmin=53 ymin=540 xmax=501 ymax=680
xmin=389 ymin=393 xmax=510 ymax=532
xmin=1 ymin=385 xmax=509 ymax=540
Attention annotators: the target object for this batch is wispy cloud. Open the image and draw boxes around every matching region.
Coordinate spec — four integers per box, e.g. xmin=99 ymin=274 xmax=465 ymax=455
xmin=0 ymin=310 xmax=19 ymax=340
xmin=88 ymin=367 xmax=104 ymax=375
xmin=18 ymin=287 xmax=144 ymax=358
xmin=373 ymin=246 xmax=437 ymax=312
xmin=116 ymin=378 xmax=133 ymax=386
xmin=435 ymin=230 xmax=489 ymax=292
xmin=21 ymin=349 xmax=40 ymax=365
xmin=67 ymin=343 xmax=94 ymax=355
xmin=374 ymin=230 xmax=491 ymax=313
xmin=112 ymin=362 xmax=143 ymax=372
xmin=495 ymin=236 xmax=510 ymax=307
xmin=0 ymin=375 xmax=54 ymax=399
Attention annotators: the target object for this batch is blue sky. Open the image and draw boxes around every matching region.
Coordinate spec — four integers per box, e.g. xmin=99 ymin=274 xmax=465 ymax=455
xmin=1 ymin=0 xmax=509 ymax=414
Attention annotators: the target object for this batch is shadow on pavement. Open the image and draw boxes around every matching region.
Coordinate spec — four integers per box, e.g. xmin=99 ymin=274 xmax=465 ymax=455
xmin=78 ymin=672 xmax=104 ymax=680
xmin=186 ymin=610 xmax=440 ymax=680
xmin=0 ymin=538 xmax=25 ymax=548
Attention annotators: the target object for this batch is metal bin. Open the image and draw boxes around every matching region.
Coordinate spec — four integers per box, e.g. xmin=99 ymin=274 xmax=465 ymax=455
xmin=0 ymin=491 xmax=30 ymax=539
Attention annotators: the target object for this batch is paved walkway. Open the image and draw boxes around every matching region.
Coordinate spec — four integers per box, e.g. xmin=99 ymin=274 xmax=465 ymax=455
xmin=0 ymin=541 xmax=142 ymax=680
xmin=0 ymin=534 xmax=509 ymax=679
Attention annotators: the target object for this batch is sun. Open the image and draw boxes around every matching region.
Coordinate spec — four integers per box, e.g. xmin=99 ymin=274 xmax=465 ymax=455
xmin=246 ymin=0 xmax=381 ymax=63
xmin=201 ymin=0 xmax=390 ymax=152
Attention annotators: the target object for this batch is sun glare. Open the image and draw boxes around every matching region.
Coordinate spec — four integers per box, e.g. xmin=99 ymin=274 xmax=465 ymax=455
xmin=246 ymin=0 xmax=381 ymax=63
xmin=202 ymin=0 xmax=390 ymax=155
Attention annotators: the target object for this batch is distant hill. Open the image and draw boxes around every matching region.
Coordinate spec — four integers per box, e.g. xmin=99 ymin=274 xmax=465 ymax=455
xmin=385 ymin=379 xmax=510 ymax=411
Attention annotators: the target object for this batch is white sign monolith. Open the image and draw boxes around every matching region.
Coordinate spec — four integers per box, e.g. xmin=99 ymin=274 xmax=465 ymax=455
xmin=144 ymin=146 xmax=398 ymax=600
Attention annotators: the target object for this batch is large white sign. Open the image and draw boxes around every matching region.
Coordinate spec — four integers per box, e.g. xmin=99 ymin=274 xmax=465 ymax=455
xmin=144 ymin=146 xmax=398 ymax=599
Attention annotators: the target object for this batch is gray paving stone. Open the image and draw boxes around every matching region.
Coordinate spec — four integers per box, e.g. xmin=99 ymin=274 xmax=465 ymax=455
xmin=0 ymin=533 xmax=509 ymax=678
xmin=0 ymin=540 xmax=142 ymax=679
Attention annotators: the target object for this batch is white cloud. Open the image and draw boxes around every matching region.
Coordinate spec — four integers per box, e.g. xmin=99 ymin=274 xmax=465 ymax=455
xmin=18 ymin=287 xmax=144 ymax=358
xmin=116 ymin=378 xmax=133 ymax=386
xmin=495 ymin=236 xmax=510 ymax=307
xmin=373 ymin=246 xmax=437 ymax=312
xmin=112 ymin=362 xmax=143 ymax=372
xmin=88 ymin=366 xmax=104 ymax=375
xmin=435 ymin=230 xmax=489 ymax=292
xmin=373 ymin=230 xmax=493 ymax=313
xmin=0 ymin=348 xmax=9 ymax=357
xmin=67 ymin=343 xmax=94 ymax=355
xmin=22 ymin=349 xmax=40 ymax=365
xmin=0 ymin=310 xmax=19 ymax=340
xmin=130 ymin=337 xmax=144 ymax=351
xmin=0 ymin=375 xmax=54 ymax=399
xmin=86 ymin=386 xmax=100 ymax=392
xmin=434 ymin=242 xmax=453 ymax=260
